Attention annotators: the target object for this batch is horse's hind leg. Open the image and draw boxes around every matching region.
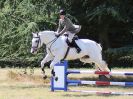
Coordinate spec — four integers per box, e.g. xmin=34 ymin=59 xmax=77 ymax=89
xmin=80 ymin=56 xmax=110 ymax=71
xmin=95 ymin=60 xmax=110 ymax=72
xmin=79 ymin=56 xmax=111 ymax=80
xmin=94 ymin=60 xmax=111 ymax=79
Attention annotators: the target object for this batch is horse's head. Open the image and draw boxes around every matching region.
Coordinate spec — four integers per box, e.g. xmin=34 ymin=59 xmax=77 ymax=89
xmin=31 ymin=30 xmax=58 ymax=54
xmin=31 ymin=32 xmax=42 ymax=54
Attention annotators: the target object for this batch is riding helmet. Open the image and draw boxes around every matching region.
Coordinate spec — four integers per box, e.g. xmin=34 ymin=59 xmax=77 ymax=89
xmin=59 ymin=9 xmax=66 ymax=15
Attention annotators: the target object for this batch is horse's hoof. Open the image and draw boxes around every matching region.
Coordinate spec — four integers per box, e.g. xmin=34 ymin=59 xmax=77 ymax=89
xmin=55 ymin=77 xmax=58 ymax=81
xmin=43 ymin=75 xmax=47 ymax=79
xmin=98 ymin=75 xmax=110 ymax=81
xmin=51 ymin=69 xmax=55 ymax=77
xmin=23 ymin=71 xmax=27 ymax=74
xmin=110 ymin=75 xmax=114 ymax=80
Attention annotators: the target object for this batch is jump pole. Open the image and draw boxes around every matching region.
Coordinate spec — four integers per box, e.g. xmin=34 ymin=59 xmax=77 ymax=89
xmin=68 ymin=70 xmax=133 ymax=76
xmin=51 ymin=61 xmax=133 ymax=95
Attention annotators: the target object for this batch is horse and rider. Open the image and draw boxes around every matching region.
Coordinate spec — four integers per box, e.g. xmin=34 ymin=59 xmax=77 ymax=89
xmin=30 ymin=9 xmax=110 ymax=79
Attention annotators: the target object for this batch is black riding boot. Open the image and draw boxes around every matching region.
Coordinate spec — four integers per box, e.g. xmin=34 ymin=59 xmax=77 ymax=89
xmin=66 ymin=38 xmax=81 ymax=53
xmin=72 ymin=40 xmax=81 ymax=53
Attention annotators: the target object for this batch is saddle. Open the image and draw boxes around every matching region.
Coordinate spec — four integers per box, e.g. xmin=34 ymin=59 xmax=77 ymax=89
xmin=64 ymin=34 xmax=81 ymax=53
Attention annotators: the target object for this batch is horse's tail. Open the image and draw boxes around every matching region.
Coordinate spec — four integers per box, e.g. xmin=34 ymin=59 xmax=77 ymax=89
xmin=96 ymin=43 xmax=102 ymax=51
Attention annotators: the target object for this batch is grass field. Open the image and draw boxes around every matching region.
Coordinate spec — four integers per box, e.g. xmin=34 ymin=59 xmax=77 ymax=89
xmin=0 ymin=68 xmax=133 ymax=99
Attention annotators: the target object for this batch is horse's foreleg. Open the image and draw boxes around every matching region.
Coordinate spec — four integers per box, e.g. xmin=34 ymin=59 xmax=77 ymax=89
xmin=50 ymin=58 xmax=61 ymax=70
xmin=50 ymin=58 xmax=61 ymax=81
xmin=41 ymin=54 xmax=53 ymax=79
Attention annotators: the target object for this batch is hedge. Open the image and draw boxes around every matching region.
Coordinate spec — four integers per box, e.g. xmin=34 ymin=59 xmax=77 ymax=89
xmin=0 ymin=46 xmax=133 ymax=68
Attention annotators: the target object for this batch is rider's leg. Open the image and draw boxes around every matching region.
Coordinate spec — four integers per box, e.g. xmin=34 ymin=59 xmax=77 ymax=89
xmin=67 ymin=32 xmax=81 ymax=53
xmin=71 ymin=39 xmax=81 ymax=53
xmin=67 ymin=32 xmax=75 ymax=42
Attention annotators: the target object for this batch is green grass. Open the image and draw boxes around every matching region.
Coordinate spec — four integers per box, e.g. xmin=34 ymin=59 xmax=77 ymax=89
xmin=0 ymin=68 xmax=133 ymax=99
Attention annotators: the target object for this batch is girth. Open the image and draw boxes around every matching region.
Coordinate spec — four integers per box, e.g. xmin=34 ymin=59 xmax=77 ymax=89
xmin=61 ymin=47 xmax=70 ymax=61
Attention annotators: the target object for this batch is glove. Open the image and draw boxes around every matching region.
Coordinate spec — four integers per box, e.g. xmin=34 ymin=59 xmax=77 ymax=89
xmin=55 ymin=34 xmax=61 ymax=38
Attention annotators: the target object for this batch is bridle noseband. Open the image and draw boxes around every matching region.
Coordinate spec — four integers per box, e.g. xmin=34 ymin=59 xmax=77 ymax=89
xmin=31 ymin=34 xmax=41 ymax=50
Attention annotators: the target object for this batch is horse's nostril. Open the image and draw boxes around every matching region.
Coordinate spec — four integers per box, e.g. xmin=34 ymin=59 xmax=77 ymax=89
xmin=31 ymin=49 xmax=34 ymax=54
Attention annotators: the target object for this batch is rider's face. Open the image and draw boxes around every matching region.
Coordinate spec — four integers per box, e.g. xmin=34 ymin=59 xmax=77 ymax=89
xmin=60 ymin=15 xmax=65 ymax=20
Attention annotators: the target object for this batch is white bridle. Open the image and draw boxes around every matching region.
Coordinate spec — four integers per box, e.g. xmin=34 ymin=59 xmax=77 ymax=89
xmin=31 ymin=32 xmax=58 ymax=53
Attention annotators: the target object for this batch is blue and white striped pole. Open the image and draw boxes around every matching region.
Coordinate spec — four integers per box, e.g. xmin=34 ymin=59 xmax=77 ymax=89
xmin=67 ymin=79 xmax=133 ymax=87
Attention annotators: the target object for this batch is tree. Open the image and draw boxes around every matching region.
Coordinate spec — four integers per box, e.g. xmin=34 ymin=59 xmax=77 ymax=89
xmin=66 ymin=0 xmax=133 ymax=49
xmin=0 ymin=0 xmax=58 ymax=59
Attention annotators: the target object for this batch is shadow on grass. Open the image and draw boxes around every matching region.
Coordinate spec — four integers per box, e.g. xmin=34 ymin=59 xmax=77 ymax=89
xmin=0 ymin=84 xmax=49 ymax=89
xmin=63 ymin=93 xmax=119 ymax=97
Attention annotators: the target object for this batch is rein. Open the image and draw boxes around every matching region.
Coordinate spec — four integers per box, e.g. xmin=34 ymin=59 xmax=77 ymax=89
xmin=46 ymin=35 xmax=59 ymax=56
xmin=46 ymin=38 xmax=58 ymax=46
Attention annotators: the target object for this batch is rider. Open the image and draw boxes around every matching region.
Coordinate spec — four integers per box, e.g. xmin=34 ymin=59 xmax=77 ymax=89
xmin=56 ymin=9 xmax=81 ymax=53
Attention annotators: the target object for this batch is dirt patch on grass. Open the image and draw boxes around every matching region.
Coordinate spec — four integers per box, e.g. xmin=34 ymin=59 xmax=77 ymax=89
xmin=7 ymin=71 xmax=50 ymax=84
xmin=7 ymin=70 xmax=133 ymax=86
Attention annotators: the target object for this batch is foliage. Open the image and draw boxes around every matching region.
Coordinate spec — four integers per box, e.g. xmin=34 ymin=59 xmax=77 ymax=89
xmin=0 ymin=0 xmax=59 ymax=67
xmin=104 ymin=46 xmax=133 ymax=67
xmin=66 ymin=0 xmax=133 ymax=49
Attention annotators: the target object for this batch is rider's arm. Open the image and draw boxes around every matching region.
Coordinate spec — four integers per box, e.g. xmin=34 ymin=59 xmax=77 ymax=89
xmin=57 ymin=20 xmax=61 ymax=33
xmin=59 ymin=25 xmax=67 ymax=35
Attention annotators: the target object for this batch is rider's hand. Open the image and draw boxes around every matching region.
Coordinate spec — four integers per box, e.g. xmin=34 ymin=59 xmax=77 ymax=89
xmin=55 ymin=34 xmax=61 ymax=38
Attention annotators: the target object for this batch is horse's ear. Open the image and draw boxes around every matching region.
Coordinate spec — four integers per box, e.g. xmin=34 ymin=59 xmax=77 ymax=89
xmin=32 ymin=32 xmax=36 ymax=37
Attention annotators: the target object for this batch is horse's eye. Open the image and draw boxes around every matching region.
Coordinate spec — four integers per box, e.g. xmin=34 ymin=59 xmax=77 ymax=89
xmin=35 ymin=40 xmax=38 ymax=43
